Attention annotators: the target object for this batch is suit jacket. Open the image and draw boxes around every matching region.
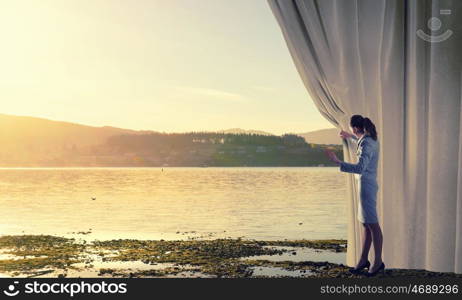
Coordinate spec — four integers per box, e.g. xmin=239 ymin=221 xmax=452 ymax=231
xmin=340 ymin=135 xmax=379 ymax=181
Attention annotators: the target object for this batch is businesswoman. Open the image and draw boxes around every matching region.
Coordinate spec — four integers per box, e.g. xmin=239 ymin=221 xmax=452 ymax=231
xmin=325 ymin=115 xmax=385 ymax=276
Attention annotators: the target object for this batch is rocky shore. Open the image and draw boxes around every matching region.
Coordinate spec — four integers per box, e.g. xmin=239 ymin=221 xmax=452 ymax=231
xmin=0 ymin=235 xmax=459 ymax=278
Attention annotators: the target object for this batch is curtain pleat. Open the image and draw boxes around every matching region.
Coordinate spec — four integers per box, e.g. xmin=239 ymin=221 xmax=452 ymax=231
xmin=268 ymin=0 xmax=462 ymax=273
xmin=456 ymin=77 xmax=462 ymax=273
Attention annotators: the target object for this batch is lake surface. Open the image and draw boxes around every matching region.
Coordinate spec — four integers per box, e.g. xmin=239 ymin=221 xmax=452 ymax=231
xmin=0 ymin=167 xmax=347 ymax=241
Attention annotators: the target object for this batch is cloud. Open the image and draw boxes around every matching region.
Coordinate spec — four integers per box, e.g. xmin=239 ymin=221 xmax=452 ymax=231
xmin=251 ymin=85 xmax=277 ymax=93
xmin=172 ymin=86 xmax=250 ymax=102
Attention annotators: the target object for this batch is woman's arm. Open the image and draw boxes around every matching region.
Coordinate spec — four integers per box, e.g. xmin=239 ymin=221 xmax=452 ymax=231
xmin=339 ymin=141 xmax=372 ymax=174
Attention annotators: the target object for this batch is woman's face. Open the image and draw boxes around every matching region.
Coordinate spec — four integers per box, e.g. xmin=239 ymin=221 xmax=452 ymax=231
xmin=350 ymin=126 xmax=360 ymax=136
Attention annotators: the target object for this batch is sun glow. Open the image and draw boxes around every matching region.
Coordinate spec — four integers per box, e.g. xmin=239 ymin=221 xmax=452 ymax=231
xmin=0 ymin=0 xmax=332 ymax=134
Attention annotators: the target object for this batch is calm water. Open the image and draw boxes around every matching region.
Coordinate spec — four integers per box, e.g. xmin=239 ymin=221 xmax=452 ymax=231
xmin=0 ymin=167 xmax=347 ymax=241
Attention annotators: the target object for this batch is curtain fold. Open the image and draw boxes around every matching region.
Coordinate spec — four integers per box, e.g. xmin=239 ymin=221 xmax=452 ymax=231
xmin=268 ymin=0 xmax=462 ymax=273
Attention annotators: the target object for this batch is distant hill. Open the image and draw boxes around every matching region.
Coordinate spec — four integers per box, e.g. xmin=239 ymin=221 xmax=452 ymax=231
xmin=102 ymin=132 xmax=342 ymax=167
xmin=219 ymin=128 xmax=273 ymax=135
xmin=0 ymin=113 xmax=150 ymax=148
xmin=0 ymin=114 xmax=343 ymax=167
xmin=297 ymin=128 xmax=341 ymax=145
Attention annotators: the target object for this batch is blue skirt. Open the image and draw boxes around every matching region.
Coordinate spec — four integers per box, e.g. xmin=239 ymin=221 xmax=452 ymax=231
xmin=357 ymin=178 xmax=379 ymax=224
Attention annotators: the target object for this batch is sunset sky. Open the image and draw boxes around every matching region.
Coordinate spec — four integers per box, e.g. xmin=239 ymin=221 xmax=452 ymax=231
xmin=0 ymin=0 xmax=333 ymax=135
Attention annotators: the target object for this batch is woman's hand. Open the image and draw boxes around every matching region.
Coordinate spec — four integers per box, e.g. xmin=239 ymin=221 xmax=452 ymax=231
xmin=339 ymin=130 xmax=353 ymax=139
xmin=325 ymin=149 xmax=341 ymax=164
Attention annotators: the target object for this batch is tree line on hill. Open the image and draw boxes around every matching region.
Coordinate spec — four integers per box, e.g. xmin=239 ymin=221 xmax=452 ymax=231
xmin=0 ymin=132 xmax=343 ymax=167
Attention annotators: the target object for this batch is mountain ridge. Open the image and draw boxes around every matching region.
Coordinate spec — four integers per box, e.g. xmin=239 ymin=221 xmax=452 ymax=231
xmin=0 ymin=113 xmax=340 ymax=148
xmin=0 ymin=113 xmax=342 ymax=167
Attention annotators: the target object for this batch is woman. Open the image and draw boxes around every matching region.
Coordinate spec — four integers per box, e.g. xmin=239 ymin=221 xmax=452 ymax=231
xmin=325 ymin=115 xmax=385 ymax=276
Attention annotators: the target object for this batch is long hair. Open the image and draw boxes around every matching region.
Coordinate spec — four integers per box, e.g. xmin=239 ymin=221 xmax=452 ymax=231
xmin=350 ymin=115 xmax=378 ymax=141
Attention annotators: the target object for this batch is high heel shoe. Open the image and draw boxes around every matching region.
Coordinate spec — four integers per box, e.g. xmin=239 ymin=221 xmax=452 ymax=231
xmin=349 ymin=260 xmax=370 ymax=274
xmin=366 ymin=262 xmax=385 ymax=277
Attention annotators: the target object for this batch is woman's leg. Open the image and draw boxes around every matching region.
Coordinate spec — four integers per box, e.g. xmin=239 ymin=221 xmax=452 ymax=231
xmin=356 ymin=223 xmax=372 ymax=267
xmin=368 ymin=223 xmax=384 ymax=271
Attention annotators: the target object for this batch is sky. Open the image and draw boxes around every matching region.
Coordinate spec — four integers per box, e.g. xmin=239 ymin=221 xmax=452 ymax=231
xmin=0 ymin=0 xmax=333 ymax=135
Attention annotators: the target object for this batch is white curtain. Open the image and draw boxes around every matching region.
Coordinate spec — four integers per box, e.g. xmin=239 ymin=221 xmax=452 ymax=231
xmin=268 ymin=0 xmax=462 ymax=273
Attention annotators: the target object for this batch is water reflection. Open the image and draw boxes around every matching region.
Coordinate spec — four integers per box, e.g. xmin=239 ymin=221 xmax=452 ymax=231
xmin=0 ymin=167 xmax=347 ymax=240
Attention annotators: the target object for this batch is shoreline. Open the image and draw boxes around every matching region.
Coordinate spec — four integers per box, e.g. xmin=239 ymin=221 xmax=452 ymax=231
xmin=0 ymin=235 xmax=459 ymax=278
xmin=0 ymin=166 xmax=338 ymax=169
